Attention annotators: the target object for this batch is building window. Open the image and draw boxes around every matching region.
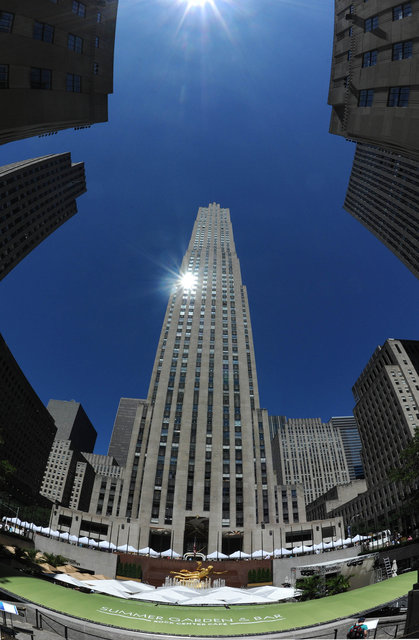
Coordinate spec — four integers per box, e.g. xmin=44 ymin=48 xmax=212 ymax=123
xmin=393 ymin=3 xmax=412 ymax=20
xmin=364 ymin=16 xmax=378 ymax=31
xmin=72 ymin=1 xmax=86 ymax=17
xmin=358 ymin=88 xmax=374 ymax=106
xmin=0 ymin=64 xmax=8 ymax=89
xmin=33 ymin=21 xmax=54 ymax=42
xmin=95 ymin=36 xmax=100 ymax=48
xmin=392 ymin=41 xmax=412 ymax=60
xmin=0 ymin=11 xmax=14 ymax=32
xmin=30 ymin=67 xmax=52 ymax=90
xmin=97 ymin=11 xmax=102 ymax=22
xmin=362 ymin=50 xmax=377 ymax=67
xmin=93 ymin=62 xmax=99 ymax=75
xmin=68 ymin=33 xmax=83 ymax=53
xmin=388 ymin=86 xmax=410 ymax=107
xmin=66 ymin=73 xmax=81 ymax=92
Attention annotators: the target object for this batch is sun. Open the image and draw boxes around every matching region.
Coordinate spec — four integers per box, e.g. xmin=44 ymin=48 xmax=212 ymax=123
xmin=184 ymin=0 xmax=210 ymax=6
xmin=179 ymin=272 xmax=197 ymax=290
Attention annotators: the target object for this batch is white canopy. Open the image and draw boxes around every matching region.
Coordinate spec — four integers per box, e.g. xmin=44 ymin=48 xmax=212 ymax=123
xmin=98 ymin=540 xmax=116 ymax=550
xmin=119 ymin=580 xmax=155 ymax=593
xmin=251 ymin=549 xmax=271 ymax=558
xmin=229 ymin=550 xmax=251 ymax=559
xmin=116 ymin=544 xmax=138 ymax=553
xmin=206 ymin=550 xmax=229 ymax=560
xmin=137 ymin=546 xmax=159 ymax=557
xmin=53 ymin=573 xmax=86 ymax=587
xmin=84 ymin=580 xmax=129 ymax=598
xmin=78 ymin=536 xmax=90 ymax=545
xmin=292 ymin=546 xmax=304 ymax=554
xmin=273 ymin=547 xmax=292 ymax=556
xmin=160 ymin=548 xmax=181 ymax=558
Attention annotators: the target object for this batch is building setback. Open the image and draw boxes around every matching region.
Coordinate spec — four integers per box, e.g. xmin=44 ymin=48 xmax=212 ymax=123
xmin=0 ymin=0 xmax=118 ymax=145
xmin=107 ymin=398 xmax=146 ymax=467
xmin=329 ymin=0 xmax=419 ymax=158
xmin=47 ymin=399 xmax=97 ymax=453
xmin=344 ymin=143 xmax=419 ymax=279
xmin=52 ymin=204 xmax=343 ymax=552
xmin=270 ymin=416 xmax=351 ymax=505
xmin=0 ymin=333 xmax=56 ymax=502
xmin=0 ymin=153 xmax=86 ymax=280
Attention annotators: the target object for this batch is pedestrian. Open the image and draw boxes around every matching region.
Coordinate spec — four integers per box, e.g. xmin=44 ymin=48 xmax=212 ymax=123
xmin=347 ymin=616 xmax=368 ymax=638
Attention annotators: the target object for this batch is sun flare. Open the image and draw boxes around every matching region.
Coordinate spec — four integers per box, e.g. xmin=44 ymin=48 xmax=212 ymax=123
xmin=179 ymin=272 xmax=197 ymax=290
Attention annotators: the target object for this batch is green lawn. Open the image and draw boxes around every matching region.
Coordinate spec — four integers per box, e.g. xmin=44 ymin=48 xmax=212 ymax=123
xmin=0 ymin=567 xmax=414 ymax=636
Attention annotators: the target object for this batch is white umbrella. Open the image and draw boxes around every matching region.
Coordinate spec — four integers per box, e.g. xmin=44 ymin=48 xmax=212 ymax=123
xmin=251 ymin=549 xmax=271 ymax=558
xmin=59 ymin=531 xmax=71 ymax=540
xmin=229 ymin=550 xmax=251 ymax=559
xmin=342 ymin=537 xmax=352 ymax=545
xmin=49 ymin=529 xmax=60 ymax=538
xmin=116 ymin=544 xmax=138 ymax=553
xmin=322 ymin=541 xmax=334 ymax=549
xmin=78 ymin=536 xmax=90 ymax=545
xmin=53 ymin=573 xmax=85 ymax=587
xmin=98 ymin=540 xmax=116 ymax=550
xmin=206 ymin=550 xmax=229 ymax=560
xmin=160 ymin=548 xmax=181 ymax=558
xmin=302 ymin=545 xmax=313 ymax=553
xmin=332 ymin=538 xmax=343 ymax=548
xmin=87 ymin=538 xmax=98 ymax=547
xmin=137 ymin=546 xmax=159 ymax=557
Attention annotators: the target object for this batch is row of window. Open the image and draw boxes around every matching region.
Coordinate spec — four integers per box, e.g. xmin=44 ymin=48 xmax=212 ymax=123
xmin=0 ymin=12 xmax=101 ymax=50
xmin=364 ymin=2 xmax=412 ymax=32
xmin=361 ymin=40 xmax=412 ymax=67
xmin=358 ymin=86 xmax=410 ymax=107
xmin=0 ymin=65 xmax=99 ymax=90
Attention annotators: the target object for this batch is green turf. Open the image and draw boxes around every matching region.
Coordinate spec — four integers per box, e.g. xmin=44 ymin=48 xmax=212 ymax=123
xmin=0 ymin=567 xmax=414 ymax=636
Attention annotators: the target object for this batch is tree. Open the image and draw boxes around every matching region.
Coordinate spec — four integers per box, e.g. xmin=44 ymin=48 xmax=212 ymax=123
xmin=296 ymin=575 xmax=323 ymax=600
xmin=326 ymin=574 xmax=351 ymax=595
xmin=41 ymin=553 xmax=69 ymax=568
xmin=389 ymin=428 xmax=419 ymax=523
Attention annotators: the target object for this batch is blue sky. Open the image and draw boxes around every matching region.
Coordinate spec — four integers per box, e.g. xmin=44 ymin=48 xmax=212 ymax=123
xmin=1 ymin=0 xmax=418 ymax=454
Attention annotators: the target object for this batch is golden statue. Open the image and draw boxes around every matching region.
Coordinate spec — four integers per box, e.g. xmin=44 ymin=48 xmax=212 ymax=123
xmin=170 ymin=561 xmax=226 ymax=582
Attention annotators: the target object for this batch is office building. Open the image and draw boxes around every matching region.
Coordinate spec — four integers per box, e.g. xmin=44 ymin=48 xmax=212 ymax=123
xmin=330 ymin=416 xmax=364 ymax=480
xmin=311 ymin=339 xmax=419 ymax=531
xmin=329 ymin=0 xmax=419 ymax=158
xmin=47 ymin=399 xmax=97 ymax=453
xmin=0 ymin=0 xmax=118 ymax=144
xmin=107 ymin=398 xmax=146 ymax=467
xmin=51 ymin=204 xmax=343 ymax=552
xmin=270 ymin=416 xmax=351 ymax=504
xmin=0 ymin=333 xmax=56 ymax=502
xmin=344 ymin=143 xmax=419 ymax=279
xmin=0 ymin=153 xmax=86 ymax=280
xmin=40 ymin=439 xmax=94 ymax=508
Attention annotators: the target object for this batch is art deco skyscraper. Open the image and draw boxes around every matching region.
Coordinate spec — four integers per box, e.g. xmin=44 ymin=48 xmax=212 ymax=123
xmin=0 ymin=153 xmax=86 ymax=280
xmin=114 ymin=204 xmax=281 ymax=553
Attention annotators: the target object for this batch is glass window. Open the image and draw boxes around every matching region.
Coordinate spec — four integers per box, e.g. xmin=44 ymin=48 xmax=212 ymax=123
xmin=72 ymin=1 xmax=86 ymax=17
xmin=66 ymin=72 xmax=81 ymax=92
xmin=33 ymin=21 xmax=54 ymax=42
xmin=0 ymin=11 xmax=14 ymax=32
xmin=68 ymin=33 xmax=83 ymax=53
xmin=30 ymin=67 xmax=52 ymax=90
xmin=393 ymin=3 xmax=412 ymax=20
xmin=358 ymin=88 xmax=374 ymax=106
xmin=388 ymin=86 xmax=410 ymax=107
xmin=392 ymin=41 xmax=412 ymax=60
xmin=0 ymin=64 xmax=8 ymax=89
xmin=364 ymin=16 xmax=378 ymax=31
xmin=362 ymin=50 xmax=377 ymax=67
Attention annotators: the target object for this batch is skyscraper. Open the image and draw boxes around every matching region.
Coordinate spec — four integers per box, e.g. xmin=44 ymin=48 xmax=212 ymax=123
xmin=328 ymin=0 xmax=419 ymax=158
xmin=0 ymin=1 xmax=118 ymax=145
xmin=52 ymin=204 xmax=343 ymax=553
xmin=117 ymin=203 xmax=283 ymax=554
xmin=270 ymin=416 xmax=351 ymax=504
xmin=0 ymin=153 xmax=86 ymax=280
xmin=329 ymin=416 xmax=364 ymax=480
xmin=343 ymin=144 xmax=419 ymax=279
xmin=328 ymin=0 xmax=419 ymax=278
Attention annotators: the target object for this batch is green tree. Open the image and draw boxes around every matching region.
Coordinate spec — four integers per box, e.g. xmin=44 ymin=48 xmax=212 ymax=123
xmin=326 ymin=574 xmax=351 ymax=595
xmin=389 ymin=428 xmax=419 ymax=519
xmin=296 ymin=575 xmax=323 ymax=600
xmin=41 ymin=553 xmax=69 ymax=568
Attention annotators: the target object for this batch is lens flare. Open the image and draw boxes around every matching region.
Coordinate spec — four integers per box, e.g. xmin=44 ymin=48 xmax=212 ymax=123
xmin=180 ymin=272 xmax=196 ymax=290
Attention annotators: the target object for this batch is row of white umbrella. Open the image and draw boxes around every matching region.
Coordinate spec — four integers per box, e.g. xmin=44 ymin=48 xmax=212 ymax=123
xmin=4 ymin=517 xmax=369 ymax=558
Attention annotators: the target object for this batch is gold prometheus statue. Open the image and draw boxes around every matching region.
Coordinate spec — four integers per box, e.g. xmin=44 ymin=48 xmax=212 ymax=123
xmin=170 ymin=562 xmax=226 ymax=582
